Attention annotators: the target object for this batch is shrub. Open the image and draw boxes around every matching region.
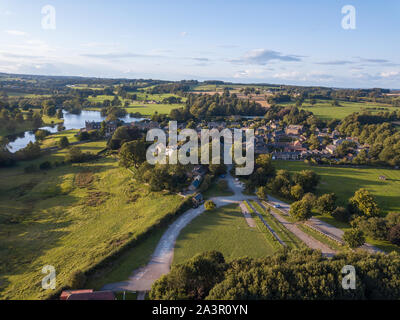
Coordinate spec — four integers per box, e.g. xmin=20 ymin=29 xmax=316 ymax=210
xmin=58 ymin=136 xmax=69 ymax=149
xmin=317 ymin=193 xmax=337 ymax=215
xmin=256 ymin=186 xmax=269 ymax=200
xmin=24 ymin=164 xmax=38 ymax=173
xmin=388 ymin=224 xmax=400 ymax=246
xmin=39 ymin=161 xmax=52 ymax=170
xmin=67 ymin=270 xmax=86 ymax=289
xmin=289 ymin=198 xmax=312 ymax=221
xmin=332 ymin=206 xmax=350 ymax=222
xmin=351 ymin=216 xmax=389 ymax=241
xmin=343 ymin=228 xmax=365 ymax=248
xmin=204 ymin=200 xmax=216 ymax=211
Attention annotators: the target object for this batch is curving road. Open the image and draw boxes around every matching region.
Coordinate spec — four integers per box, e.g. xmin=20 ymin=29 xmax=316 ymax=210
xmin=102 ymin=170 xmax=255 ymax=292
xmin=102 ymin=173 xmax=381 ymax=293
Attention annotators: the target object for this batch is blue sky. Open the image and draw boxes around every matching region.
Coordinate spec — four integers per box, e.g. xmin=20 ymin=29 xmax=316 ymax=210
xmin=0 ymin=0 xmax=399 ymax=88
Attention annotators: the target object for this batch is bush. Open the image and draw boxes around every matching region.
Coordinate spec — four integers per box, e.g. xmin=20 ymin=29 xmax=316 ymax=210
xmin=388 ymin=224 xmax=400 ymax=246
xmin=343 ymin=228 xmax=365 ymax=248
xmin=67 ymin=270 xmax=86 ymax=289
xmin=39 ymin=161 xmax=52 ymax=170
xmin=58 ymin=136 xmax=69 ymax=149
xmin=317 ymin=193 xmax=337 ymax=215
xmin=332 ymin=206 xmax=350 ymax=222
xmin=204 ymin=200 xmax=216 ymax=211
xmin=289 ymin=198 xmax=312 ymax=221
xmin=256 ymin=186 xmax=269 ymax=200
xmin=24 ymin=164 xmax=38 ymax=173
xmin=351 ymin=216 xmax=389 ymax=241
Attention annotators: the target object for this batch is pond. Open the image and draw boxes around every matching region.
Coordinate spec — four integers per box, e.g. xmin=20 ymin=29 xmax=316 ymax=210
xmin=7 ymin=110 xmax=145 ymax=152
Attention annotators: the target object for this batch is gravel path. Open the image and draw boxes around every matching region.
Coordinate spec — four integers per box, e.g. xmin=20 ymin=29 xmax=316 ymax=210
xmin=102 ymin=170 xmax=255 ymax=293
xmin=263 ymin=195 xmax=382 ymax=254
xmin=239 ymin=202 xmax=256 ymax=227
xmin=257 ymin=200 xmax=336 ymax=257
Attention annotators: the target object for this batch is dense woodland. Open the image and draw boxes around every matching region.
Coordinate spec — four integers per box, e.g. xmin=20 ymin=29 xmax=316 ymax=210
xmin=150 ymin=249 xmax=400 ymax=300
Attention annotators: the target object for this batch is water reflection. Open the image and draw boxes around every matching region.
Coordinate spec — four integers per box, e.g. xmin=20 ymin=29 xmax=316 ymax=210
xmin=7 ymin=110 xmax=145 ymax=152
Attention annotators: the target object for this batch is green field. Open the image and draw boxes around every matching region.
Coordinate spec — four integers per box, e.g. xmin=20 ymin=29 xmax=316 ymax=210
xmin=87 ymin=93 xmax=185 ymax=115
xmin=173 ymin=204 xmax=277 ymax=265
xmin=274 ymin=160 xmax=400 ymax=214
xmin=0 ymin=149 xmax=184 ymax=299
xmin=296 ymin=100 xmax=399 ymax=120
xmin=40 ymin=130 xmax=79 ymax=149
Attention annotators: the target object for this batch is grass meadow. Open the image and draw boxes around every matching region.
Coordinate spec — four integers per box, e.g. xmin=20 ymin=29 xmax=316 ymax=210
xmin=294 ymin=100 xmax=400 ymax=120
xmin=0 ymin=148 xmax=184 ymax=299
xmin=173 ymin=204 xmax=277 ymax=265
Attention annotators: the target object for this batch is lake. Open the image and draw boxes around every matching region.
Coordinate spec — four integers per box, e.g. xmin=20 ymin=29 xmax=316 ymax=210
xmin=7 ymin=110 xmax=145 ymax=152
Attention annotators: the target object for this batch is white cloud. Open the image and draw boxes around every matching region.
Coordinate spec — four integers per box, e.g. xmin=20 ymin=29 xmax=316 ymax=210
xmin=5 ymin=30 xmax=28 ymax=36
xmin=180 ymin=31 xmax=188 ymax=37
xmin=230 ymin=49 xmax=302 ymax=65
xmin=380 ymin=71 xmax=400 ymax=78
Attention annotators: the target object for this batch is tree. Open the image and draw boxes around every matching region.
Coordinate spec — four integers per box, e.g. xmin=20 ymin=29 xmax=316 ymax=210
xmin=256 ymin=186 xmax=269 ymax=200
xmin=58 ymin=136 xmax=69 ymax=149
xmin=349 ymin=188 xmax=380 ymax=217
xmin=32 ymin=112 xmax=43 ymax=128
xmin=317 ymin=193 xmax=337 ymax=215
xmin=289 ymin=199 xmax=312 ymax=221
xmin=119 ymin=140 xmax=147 ymax=168
xmin=150 ymin=251 xmax=226 ymax=300
xmin=77 ymin=131 xmax=90 ymax=141
xmin=290 ymin=184 xmax=304 ymax=200
xmin=332 ymin=206 xmax=350 ymax=222
xmin=66 ymin=146 xmax=83 ymax=163
xmin=204 ymin=200 xmax=216 ymax=211
xmin=388 ymin=224 xmax=400 ymax=246
xmin=343 ymin=228 xmax=365 ymax=248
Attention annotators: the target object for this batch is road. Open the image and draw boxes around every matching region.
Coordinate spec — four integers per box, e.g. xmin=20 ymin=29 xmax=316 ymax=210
xmin=257 ymin=200 xmax=336 ymax=256
xmin=264 ymin=195 xmax=382 ymax=254
xmin=102 ymin=170 xmax=255 ymax=292
xmin=102 ymin=175 xmax=381 ymax=293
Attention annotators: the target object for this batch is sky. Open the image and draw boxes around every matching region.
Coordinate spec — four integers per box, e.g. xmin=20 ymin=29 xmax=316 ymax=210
xmin=0 ymin=0 xmax=399 ymax=88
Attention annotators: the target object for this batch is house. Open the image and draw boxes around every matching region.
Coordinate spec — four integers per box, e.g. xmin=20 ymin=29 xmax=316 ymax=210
xmin=60 ymin=290 xmax=115 ymax=300
xmin=131 ymin=120 xmax=160 ymax=131
xmin=191 ymin=165 xmax=207 ymax=177
xmin=192 ymin=193 xmax=204 ymax=207
xmin=325 ymin=144 xmax=337 ymax=154
xmin=85 ymin=120 xmax=117 ymax=136
xmin=272 ymin=151 xmax=301 ymax=160
xmin=285 ymin=125 xmax=304 ymax=136
xmin=189 ymin=175 xmax=203 ymax=191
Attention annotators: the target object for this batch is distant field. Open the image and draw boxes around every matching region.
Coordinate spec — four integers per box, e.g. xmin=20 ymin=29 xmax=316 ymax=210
xmin=274 ymin=160 xmax=400 ymax=214
xmin=173 ymin=204 xmax=277 ymax=265
xmin=40 ymin=129 xmax=79 ymax=149
xmin=0 ymin=147 xmax=184 ymax=299
xmin=291 ymin=100 xmax=400 ymax=120
xmin=87 ymin=93 xmax=184 ymax=115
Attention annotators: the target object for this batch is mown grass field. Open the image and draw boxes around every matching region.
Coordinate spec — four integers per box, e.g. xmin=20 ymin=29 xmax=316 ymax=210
xmin=274 ymin=160 xmax=400 ymax=213
xmin=294 ymin=100 xmax=399 ymax=120
xmin=0 ymin=148 xmax=184 ymax=299
xmin=173 ymin=204 xmax=277 ymax=265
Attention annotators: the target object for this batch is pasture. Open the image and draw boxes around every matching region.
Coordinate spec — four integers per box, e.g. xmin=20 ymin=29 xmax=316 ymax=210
xmin=295 ymin=100 xmax=399 ymax=120
xmin=173 ymin=204 xmax=277 ymax=265
xmin=0 ymin=149 xmax=184 ymax=299
xmin=274 ymin=160 xmax=400 ymax=214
